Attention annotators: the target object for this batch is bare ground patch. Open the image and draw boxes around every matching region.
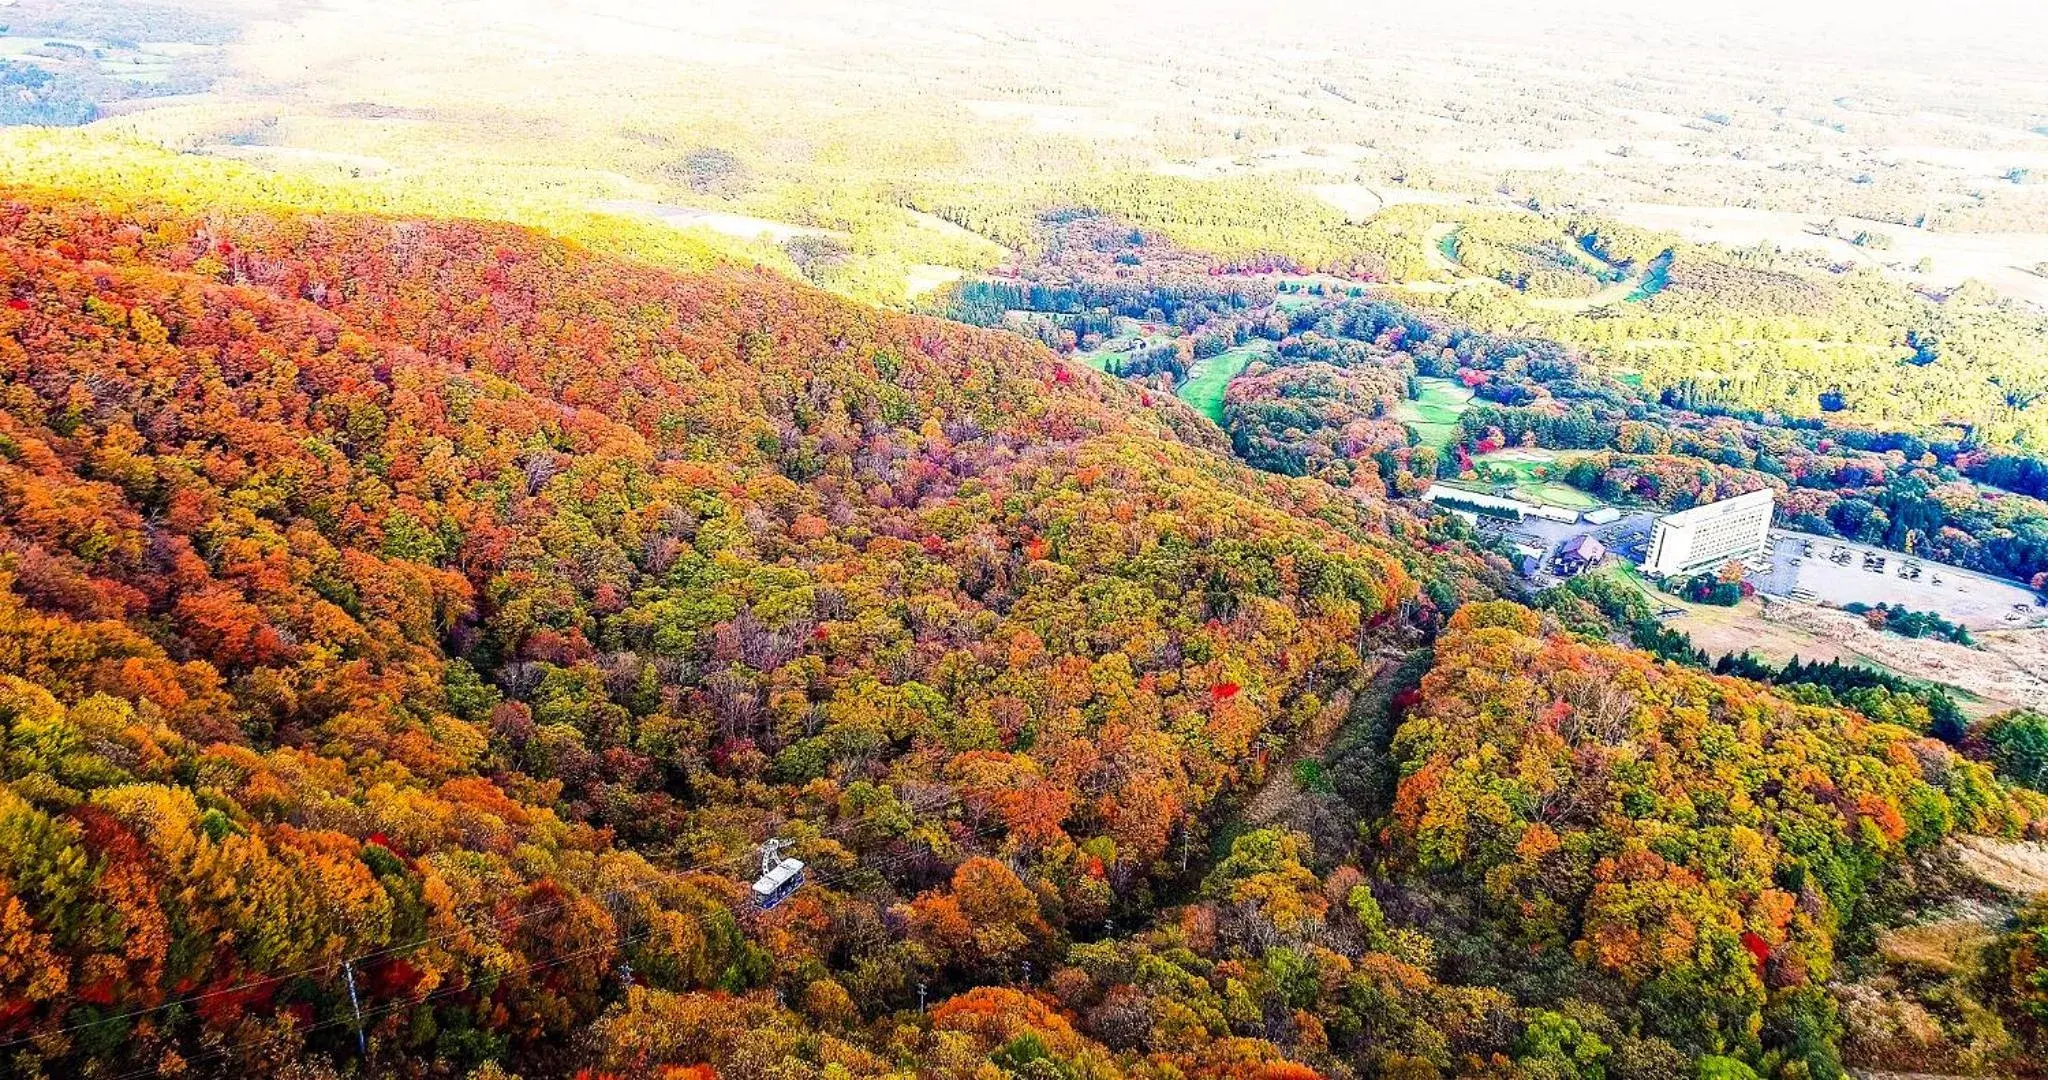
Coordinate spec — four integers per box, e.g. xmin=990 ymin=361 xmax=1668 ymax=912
xmin=1667 ymin=598 xmax=2048 ymax=716
xmin=1612 ymin=202 xmax=2048 ymax=310
xmin=1953 ymin=836 xmax=2048 ymax=897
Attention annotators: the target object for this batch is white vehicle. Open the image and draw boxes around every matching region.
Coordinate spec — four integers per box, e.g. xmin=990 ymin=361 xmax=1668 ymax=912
xmin=751 ymin=839 xmax=806 ymax=910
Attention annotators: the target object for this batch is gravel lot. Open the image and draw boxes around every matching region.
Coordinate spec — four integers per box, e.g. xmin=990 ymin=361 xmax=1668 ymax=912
xmin=1753 ymin=530 xmax=2047 ymax=632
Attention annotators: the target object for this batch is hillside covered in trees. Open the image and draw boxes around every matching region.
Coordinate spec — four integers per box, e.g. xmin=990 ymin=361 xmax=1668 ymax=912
xmin=2 ymin=0 xmax=2047 ymax=1074
xmin=4 ymin=181 xmax=2048 ymax=1080
xmin=0 ymin=189 xmax=1510 ymax=1078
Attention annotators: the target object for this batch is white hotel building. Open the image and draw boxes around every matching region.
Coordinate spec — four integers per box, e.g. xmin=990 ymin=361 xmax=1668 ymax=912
xmin=1643 ymin=489 xmax=1775 ymax=578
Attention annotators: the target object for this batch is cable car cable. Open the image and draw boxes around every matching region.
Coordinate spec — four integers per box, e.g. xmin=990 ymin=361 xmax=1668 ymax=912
xmin=85 ymin=814 xmax=1016 ymax=1080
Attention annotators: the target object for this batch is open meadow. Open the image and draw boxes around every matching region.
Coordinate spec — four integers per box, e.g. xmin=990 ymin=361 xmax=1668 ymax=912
xmin=1392 ymin=375 xmax=1474 ymax=448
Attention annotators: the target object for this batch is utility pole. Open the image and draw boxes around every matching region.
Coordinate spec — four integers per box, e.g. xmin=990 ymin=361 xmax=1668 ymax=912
xmin=917 ymin=982 xmax=928 ymax=1013
xmin=343 ymin=959 xmax=368 ymax=1059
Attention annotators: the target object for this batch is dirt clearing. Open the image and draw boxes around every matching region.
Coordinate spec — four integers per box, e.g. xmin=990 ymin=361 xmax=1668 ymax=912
xmin=1668 ymin=597 xmax=2048 ymax=716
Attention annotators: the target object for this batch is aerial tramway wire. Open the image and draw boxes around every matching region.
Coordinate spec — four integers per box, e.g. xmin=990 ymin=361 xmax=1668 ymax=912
xmin=0 ymin=788 xmax=974 ymax=1054
xmin=88 ymin=815 xmax=1015 ymax=1080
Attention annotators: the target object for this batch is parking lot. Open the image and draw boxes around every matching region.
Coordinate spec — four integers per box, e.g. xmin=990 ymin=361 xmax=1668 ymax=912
xmin=1753 ymin=530 xmax=2048 ymax=631
xmin=1467 ymin=510 xmax=1659 ymax=582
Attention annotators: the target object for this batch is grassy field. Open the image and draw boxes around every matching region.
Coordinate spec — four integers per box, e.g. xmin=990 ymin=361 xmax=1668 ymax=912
xmin=1073 ymin=317 xmax=1177 ymax=373
xmin=1432 ymin=226 xmax=1463 ymax=274
xmin=1470 ymin=449 xmax=1604 ymax=509
xmin=1177 ymin=343 xmax=1265 ymax=424
xmin=1440 ymin=476 xmax=1603 ymax=511
xmin=1272 ymin=276 xmax=1371 ymax=311
xmin=1273 ymin=293 xmax=1319 ymax=312
xmin=1394 ymin=376 xmax=1474 ymax=448
xmin=1520 ymin=481 xmax=1602 ymax=509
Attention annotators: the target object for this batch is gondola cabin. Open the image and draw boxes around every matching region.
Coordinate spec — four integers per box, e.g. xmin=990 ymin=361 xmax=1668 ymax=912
xmin=752 ymin=856 xmax=806 ymax=909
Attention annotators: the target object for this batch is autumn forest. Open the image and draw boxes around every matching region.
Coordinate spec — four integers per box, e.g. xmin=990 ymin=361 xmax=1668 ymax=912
xmin=5 ymin=2 xmax=2048 ymax=1079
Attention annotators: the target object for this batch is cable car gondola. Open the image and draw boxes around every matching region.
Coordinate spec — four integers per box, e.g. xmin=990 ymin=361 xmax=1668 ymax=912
xmin=751 ymin=838 xmax=805 ymax=910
